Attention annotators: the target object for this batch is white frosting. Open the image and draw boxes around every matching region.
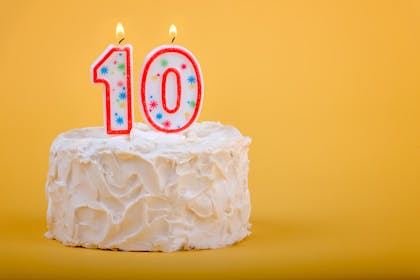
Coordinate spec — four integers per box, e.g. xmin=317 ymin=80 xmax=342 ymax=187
xmin=45 ymin=121 xmax=251 ymax=252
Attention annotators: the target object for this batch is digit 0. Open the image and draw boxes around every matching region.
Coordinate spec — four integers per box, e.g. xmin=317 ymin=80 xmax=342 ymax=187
xmin=140 ymin=45 xmax=203 ymax=133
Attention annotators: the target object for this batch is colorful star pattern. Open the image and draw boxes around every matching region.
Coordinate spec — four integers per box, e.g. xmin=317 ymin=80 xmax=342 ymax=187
xmin=100 ymin=67 xmax=109 ymax=74
xmin=187 ymin=75 xmax=196 ymax=84
xmin=163 ymin=120 xmax=171 ymax=128
xmin=96 ymin=49 xmax=130 ymax=131
xmin=187 ymin=100 xmax=196 ymax=109
xmin=149 ymin=100 xmax=158 ymax=110
xmin=115 ymin=113 xmax=124 ymax=125
xmin=119 ymin=92 xmax=127 ymax=100
xmin=143 ymin=49 xmax=202 ymax=132
xmin=160 ymin=59 xmax=168 ymax=67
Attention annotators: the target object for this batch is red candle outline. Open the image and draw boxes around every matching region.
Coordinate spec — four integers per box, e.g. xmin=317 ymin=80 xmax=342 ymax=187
xmin=140 ymin=46 xmax=203 ymax=133
xmin=92 ymin=46 xmax=133 ymax=134
xmin=161 ymin=67 xmax=182 ymax=114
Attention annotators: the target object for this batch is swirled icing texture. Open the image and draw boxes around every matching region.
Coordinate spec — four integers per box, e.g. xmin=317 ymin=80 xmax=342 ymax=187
xmin=45 ymin=122 xmax=251 ymax=252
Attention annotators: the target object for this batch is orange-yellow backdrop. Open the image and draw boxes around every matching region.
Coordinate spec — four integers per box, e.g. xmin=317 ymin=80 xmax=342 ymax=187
xmin=0 ymin=0 xmax=419 ymax=279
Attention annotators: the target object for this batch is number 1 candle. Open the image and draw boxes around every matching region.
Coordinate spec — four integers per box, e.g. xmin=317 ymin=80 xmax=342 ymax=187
xmin=92 ymin=23 xmax=133 ymax=134
xmin=140 ymin=24 xmax=203 ymax=133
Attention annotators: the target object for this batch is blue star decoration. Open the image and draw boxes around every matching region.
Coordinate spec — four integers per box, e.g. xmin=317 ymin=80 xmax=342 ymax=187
xmin=187 ymin=75 xmax=196 ymax=84
xmin=119 ymin=92 xmax=127 ymax=100
xmin=100 ymin=66 xmax=109 ymax=75
xmin=115 ymin=113 xmax=124 ymax=125
xmin=156 ymin=113 xmax=163 ymax=120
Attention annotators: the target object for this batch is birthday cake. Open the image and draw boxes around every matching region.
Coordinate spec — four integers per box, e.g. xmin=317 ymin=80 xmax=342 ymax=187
xmin=45 ymin=121 xmax=251 ymax=252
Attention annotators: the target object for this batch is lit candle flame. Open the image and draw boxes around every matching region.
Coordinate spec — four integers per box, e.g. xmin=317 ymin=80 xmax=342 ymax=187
xmin=116 ymin=22 xmax=125 ymax=44
xmin=169 ymin=24 xmax=177 ymax=43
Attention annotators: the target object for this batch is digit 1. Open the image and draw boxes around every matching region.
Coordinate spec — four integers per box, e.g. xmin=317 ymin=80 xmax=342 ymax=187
xmin=92 ymin=45 xmax=133 ymax=134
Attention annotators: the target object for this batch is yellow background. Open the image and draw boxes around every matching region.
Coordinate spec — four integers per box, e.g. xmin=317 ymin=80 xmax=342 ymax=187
xmin=1 ymin=0 xmax=419 ymax=278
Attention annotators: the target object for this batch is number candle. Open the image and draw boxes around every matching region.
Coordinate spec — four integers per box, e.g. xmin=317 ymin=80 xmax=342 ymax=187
xmin=92 ymin=23 xmax=133 ymax=134
xmin=140 ymin=24 xmax=203 ymax=133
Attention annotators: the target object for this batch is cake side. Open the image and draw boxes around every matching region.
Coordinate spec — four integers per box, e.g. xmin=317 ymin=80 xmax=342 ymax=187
xmin=45 ymin=122 xmax=251 ymax=252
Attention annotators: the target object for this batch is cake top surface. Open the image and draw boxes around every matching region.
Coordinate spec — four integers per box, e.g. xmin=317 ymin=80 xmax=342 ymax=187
xmin=51 ymin=121 xmax=250 ymax=158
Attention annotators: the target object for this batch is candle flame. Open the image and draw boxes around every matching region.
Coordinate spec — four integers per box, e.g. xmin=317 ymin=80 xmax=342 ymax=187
xmin=116 ymin=22 xmax=125 ymax=44
xmin=169 ymin=24 xmax=177 ymax=43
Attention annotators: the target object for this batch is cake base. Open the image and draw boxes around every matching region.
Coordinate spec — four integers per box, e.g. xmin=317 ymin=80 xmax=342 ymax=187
xmin=45 ymin=122 xmax=251 ymax=252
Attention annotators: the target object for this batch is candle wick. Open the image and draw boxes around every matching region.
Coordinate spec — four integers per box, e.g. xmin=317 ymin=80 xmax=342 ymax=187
xmin=171 ymin=37 xmax=175 ymax=44
xmin=119 ymin=37 xmax=125 ymax=45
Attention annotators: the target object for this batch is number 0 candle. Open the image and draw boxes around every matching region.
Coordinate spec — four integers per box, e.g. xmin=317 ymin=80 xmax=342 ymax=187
xmin=92 ymin=23 xmax=133 ymax=134
xmin=140 ymin=24 xmax=203 ymax=133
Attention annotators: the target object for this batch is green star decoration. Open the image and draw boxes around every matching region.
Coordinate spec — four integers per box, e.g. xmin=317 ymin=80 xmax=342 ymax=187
xmin=160 ymin=59 xmax=168 ymax=67
xmin=118 ymin=64 xmax=125 ymax=71
xmin=188 ymin=100 xmax=196 ymax=108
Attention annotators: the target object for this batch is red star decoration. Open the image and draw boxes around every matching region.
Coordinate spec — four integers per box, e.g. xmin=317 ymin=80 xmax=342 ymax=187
xmin=149 ymin=100 xmax=158 ymax=110
xmin=163 ymin=120 xmax=171 ymax=128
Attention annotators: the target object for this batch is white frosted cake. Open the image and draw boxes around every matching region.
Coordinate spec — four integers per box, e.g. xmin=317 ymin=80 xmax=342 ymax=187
xmin=45 ymin=121 xmax=251 ymax=252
